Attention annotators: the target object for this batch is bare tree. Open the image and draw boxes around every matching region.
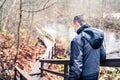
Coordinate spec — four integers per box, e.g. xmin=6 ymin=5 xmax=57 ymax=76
xmin=1 ymin=0 xmax=17 ymax=30
xmin=22 ymin=0 xmax=56 ymax=45
xmin=13 ymin=0 xmax=22 ymax=79
xmin=0 ymin=0 xmax=7 ymax=27
xmin=14 ymin=0 xmax=22 ymax=65
xmin=26 ymin=0 xmax=34 ymax=45
xmin=0 ymin=0 xmax=7 ymax=9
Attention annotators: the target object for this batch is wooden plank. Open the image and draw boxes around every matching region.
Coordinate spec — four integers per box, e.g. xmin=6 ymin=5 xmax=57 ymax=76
xmin=39 ymin=68 xmax=68 ymax=77
xmin=29 ymin=73 xmax=41 ymax=76
xmin=15 ymin=66 xmax=35 ymax=80
xmin=39 ymin=59 xmax=69 ymax=64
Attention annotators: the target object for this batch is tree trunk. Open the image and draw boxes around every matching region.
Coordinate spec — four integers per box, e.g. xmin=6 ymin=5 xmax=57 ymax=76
xmin=14 ymin=0 xmax=22 ymax=66
xmin=27 ymin=8 xmax=34 ymax=45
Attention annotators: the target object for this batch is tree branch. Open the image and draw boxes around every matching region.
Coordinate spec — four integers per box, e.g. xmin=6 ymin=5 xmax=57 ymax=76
xmin=39 ymin=0 xmax=45 ymax=7
xmin=22 ymin=1 xmax=56 ymax=13
xmin=43 ymin=0 xmax=50 ymax=9
xmin=0 ymin=0 xmax=7 ymax=10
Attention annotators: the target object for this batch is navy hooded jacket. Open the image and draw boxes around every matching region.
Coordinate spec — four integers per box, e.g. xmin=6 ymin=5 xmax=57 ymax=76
xmin=68 ymin=24 xmax=106 ymax=80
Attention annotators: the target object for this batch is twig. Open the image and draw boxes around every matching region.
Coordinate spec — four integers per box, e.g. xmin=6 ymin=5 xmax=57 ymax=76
xmin=22 ymin=2 xmax=56 ymax=13
xmin=43 ymin=0 xmax=50 ymax=9
xmin=0 ymin=0 xmax=7 ymax=10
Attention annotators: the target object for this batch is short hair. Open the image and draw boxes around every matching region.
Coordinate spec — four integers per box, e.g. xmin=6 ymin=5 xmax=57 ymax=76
xmin=73 ymin=15 xmax=86 ymax=25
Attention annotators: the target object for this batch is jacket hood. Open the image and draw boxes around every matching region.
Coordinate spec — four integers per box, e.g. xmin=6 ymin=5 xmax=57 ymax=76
xmin=82 ymin=27 xmax=104 ymax=49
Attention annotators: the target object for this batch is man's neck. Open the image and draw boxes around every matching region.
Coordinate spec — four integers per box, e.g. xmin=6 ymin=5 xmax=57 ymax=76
xmin=76 ymin=23 xmax=90 ymax=34
xmin=81 ymin=22 xmax=87 ymax=26
xmin=76 ymin=23 xmax=87 ymax=31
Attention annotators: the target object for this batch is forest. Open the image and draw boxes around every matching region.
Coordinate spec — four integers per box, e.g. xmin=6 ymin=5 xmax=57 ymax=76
xmin=0 ymin=0 xmax=120 ymax=80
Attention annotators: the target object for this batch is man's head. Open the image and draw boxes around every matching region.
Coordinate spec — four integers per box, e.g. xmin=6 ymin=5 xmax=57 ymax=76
xmin=73 ymin=15 xmax=86 ymax=31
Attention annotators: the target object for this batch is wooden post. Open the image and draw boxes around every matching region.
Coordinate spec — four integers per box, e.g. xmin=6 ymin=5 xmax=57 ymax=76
xmin=51 ymin=47 xmax=54 ymax=59
xmin=41 ymin=62 xmax=44 ymax=77
xmin=20 ymin=74 xmax=26 ymax=80
xmin=20 ymin=74 xmax=22 ymax=80
xmin=49 ymin=51 xmax=51 ymax=59
xmin=54 ymin=43 xmax=56 ymax=57
xmin=64 ymin=64 xmax=68 ymax=80
xmin=14 ymin=68 xmax=17 ymax=80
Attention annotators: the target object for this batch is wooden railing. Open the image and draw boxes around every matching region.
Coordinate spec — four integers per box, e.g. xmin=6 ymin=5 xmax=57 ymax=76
xmin=39 ymin=59 xmax=69 ymax=80
xmin=100 ymin=59 xmax=120 ymax=67
xmin=14 ymin=66 xmax=34 ymax=80
xmin=39 ymin=59 xmax=120 ymax=80
xmin=14 ymin=59 xmax=120 ymax=80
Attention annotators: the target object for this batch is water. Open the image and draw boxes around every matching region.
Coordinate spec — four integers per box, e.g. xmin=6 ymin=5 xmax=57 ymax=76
xmin=104 ymin=31 xmax=120 ymax=59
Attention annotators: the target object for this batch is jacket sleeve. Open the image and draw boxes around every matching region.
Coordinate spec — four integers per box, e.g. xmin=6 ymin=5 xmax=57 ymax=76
xmin=68 ymin=40 xmax=83 ymax=80
xmin=100 ymin=44 xmax=106 ymax=61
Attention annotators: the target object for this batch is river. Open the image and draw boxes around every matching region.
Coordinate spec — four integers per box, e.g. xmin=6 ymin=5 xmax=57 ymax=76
xmin=104 ymin=30 xmax=120 ymax=59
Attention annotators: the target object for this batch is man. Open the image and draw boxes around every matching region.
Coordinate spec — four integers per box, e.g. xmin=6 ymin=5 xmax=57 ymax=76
xmin=68 ymin=15 xmax=106 ymax=80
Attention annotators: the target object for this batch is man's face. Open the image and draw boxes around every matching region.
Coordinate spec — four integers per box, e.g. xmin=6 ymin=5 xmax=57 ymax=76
xmin=73 ymin=21 xmax=81 ymax=32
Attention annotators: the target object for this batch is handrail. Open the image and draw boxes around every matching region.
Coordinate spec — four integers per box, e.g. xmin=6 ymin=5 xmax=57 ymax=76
xmin=14 ymin=66 xmax=34 ymax=80
xmin=100 ymin=59 xmax=120 ymax=67
xmin=39 ymin=59 xmax=120 ymax=80
xmin=14 ymin=66 xmax=40 ymax=80
xmin=14 ymin=59 xmax=120 ymax=80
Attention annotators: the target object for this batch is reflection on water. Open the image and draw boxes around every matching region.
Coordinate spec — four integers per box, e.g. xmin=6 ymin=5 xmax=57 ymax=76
xmin=104 ymin=31 xmax=120 ymax=58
